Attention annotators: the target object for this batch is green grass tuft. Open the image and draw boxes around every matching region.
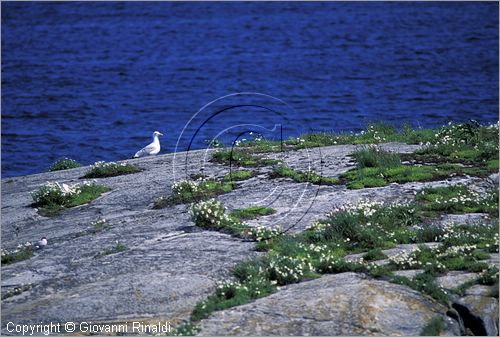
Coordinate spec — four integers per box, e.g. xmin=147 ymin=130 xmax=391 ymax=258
xmin=222 ymin=170 xmax=256 ymax=182
xmin=353 ymin=147 xmax=401 ymax=168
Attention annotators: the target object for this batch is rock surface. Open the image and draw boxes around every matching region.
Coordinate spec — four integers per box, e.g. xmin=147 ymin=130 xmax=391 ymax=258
xmin=199 ymin=272 xmax=457 ymax=336
xmin=437 ymin=271 xmax=479 ymax=290
xmin=1 ymin=143 xmax=497 ymax=335
xmin=454 ymin=285 xmax=499 ymax=336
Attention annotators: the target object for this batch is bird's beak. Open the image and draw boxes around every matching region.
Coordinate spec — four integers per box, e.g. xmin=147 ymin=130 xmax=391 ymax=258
xmin=159 ymin=132 xmax=164 ymax=136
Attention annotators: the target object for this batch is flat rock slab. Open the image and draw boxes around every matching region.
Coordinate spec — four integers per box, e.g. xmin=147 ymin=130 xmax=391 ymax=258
xmin=0 ymin=143 xmax=491 ymax=334
xmin=393 ymin=269 xmax=424 ymax=279
xmin=344 ymin=242 xmax=441 ymax=265
xmin=434 ymin=213 xmax=491 ymax=227
xmin=437 ymin=271 xmax=479 ymax=290
xmin=2 ymin=229 xmax=257 ymax=328
xmin=199 ymin=272 xmax=455 ymax=336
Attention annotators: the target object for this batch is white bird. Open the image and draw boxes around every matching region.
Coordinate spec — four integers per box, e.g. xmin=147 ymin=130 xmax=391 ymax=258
xmin=134 ymin=131 xmax=163 ymax=158
xmin=34 ymin=237 xmax=47 ymax=249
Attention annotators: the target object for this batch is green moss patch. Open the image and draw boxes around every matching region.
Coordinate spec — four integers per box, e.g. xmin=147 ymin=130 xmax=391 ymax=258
xmin=230 ymin=206 xmax=276 ymax=221
xmin=222 ymin=170 xmax=256 ymax=182
xmin=341 ymin=163 xmax=491 ymax=189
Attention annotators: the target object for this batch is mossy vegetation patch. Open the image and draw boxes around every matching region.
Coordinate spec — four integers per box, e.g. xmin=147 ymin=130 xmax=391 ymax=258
xmin=222 ymin=170 xmax=256 ymax=182
xmin=416 ymin=185 xmax=498 ymax=215
xmin=187 ymin=184 xmax=499 ymax=323
xmin=416 ymin=121 xmax=499 ymax=163
xmin=229 ymin=206 xmax=276 ymax=222
xmin=31 ymin=181 xmax=110 ymax=217
xmin=341 ymin=146 xmax=494 ymax=189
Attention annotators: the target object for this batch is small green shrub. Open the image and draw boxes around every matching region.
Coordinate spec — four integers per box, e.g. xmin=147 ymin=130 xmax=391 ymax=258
xmin=477 ymin=266 xmax=499 ymax=285
xmin=353 ymin=146 xmax=401 ymax=168
xmin=82 ymin=161 xmax=142 ymax=178
xmin=190 ymin=199 xmax=254 ymax=238
xmin=49 ymin=158 xmax=81 ymax=171
xmin=440 ymin=223 xmax=499 ymax=253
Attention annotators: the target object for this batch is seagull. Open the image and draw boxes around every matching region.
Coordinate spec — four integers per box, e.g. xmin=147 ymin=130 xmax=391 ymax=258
xmin=34 ymin=237 xmax=47 ymax=249
xmin=134 ymin=131 xmax=163 ymax=158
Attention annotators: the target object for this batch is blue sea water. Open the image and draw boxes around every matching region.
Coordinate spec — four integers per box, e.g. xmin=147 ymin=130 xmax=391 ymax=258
xmin=1 ymin=1 xmax=498 ymax=177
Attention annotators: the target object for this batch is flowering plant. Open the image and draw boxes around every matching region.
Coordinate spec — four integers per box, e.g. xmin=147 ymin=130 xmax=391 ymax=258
xmin=31 ymin=181 xmax=95 ymax=206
